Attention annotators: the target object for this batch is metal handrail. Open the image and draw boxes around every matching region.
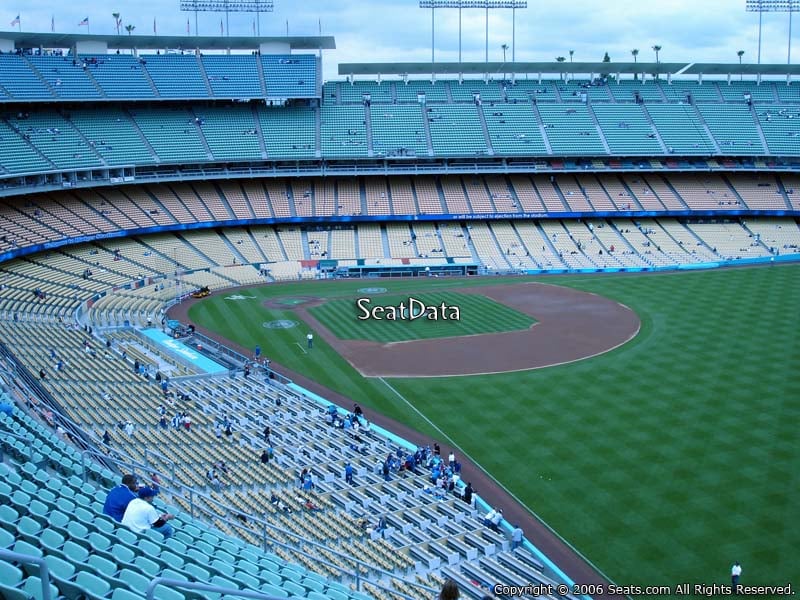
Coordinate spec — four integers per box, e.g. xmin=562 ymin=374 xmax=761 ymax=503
xmin=0 ymin=425 xmax=36 ymax=464
xmin=0 ymin=548 xmax=53 ymax=600
xmin=146 ymin=578 xmax=283 ymax=600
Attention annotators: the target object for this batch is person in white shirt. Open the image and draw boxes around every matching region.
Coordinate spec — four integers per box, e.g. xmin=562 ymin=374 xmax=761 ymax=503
xmin=511 ymin=525 xmax=523 ymax=549
xmin=121 ymin=487 xmax=175 ymax=539
xmin=731 ymin=562 xmax=742 ymax=589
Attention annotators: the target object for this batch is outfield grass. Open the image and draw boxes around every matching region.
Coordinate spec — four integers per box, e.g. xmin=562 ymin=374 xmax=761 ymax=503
xmin=188 ymin=266 xmax=800 ymax=595
xmin=308 ymin=291 xmax=535 ymax=342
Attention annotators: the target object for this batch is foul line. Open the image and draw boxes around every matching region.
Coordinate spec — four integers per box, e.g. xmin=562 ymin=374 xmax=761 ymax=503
xmin=378 ymin=377 xmax=452 ymax=444
xmin=294 ymin=342 xmax=307 ymax=354
xmin=378 ymin=376 xmax=619 ymax=593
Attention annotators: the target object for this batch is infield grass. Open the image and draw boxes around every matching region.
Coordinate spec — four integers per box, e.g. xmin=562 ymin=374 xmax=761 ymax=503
xmin=189 ymin=265 xmax=800 ymax=596
xmin=308 ymin=291 xmax=535 ymax=342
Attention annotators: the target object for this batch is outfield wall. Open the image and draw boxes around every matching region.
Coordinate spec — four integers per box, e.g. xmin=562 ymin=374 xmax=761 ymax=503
xmin=519 ymin=252 xmax=800 ymax=276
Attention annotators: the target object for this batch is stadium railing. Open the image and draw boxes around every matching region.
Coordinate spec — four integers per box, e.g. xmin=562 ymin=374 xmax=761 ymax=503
xmin=0 ymin=548 xmax=54 ymax=600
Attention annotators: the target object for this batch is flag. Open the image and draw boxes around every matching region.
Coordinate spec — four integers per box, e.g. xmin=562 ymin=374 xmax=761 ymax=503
xmin=153 ymin=17 xmax=156 ymax=35
xmin=51 ymin=15 xmax=54 ymax=32
xmin=219 ymin=18 xmax=223 ymax=35
xmin=78 ymin=17 xmax=89 ymax=26
xmin=252 ymin=19 xmax=255 ymax=35
xmin=186 ymin=18 xmax=190 ymax=34
xmin=10 ymin=14 xmax=20 ymax=26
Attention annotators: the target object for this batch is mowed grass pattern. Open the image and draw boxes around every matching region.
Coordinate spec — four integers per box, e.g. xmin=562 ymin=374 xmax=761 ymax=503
xmin=189 ymin=266 xmax=800 ymax=595
xmin=309 ymin=292 xmax=536 ymax=342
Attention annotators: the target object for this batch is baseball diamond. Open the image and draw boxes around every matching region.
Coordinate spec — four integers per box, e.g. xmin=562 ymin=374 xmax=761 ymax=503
xmin=0 ymin=12 xmax=799 ymax=600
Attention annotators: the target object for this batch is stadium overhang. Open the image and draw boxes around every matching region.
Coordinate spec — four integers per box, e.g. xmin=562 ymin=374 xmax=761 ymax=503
xmin=338 ymin=61 xmax=800 ymax=81
xmin=683 ymin=63 xmax=800 ymax=76
xmin=0 ymin=31 xmax=335 ymax=54
xmin=338 ymin=61 xmax=687 ymax=77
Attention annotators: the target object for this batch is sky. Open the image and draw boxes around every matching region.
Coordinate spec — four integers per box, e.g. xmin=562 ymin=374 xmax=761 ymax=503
xmin=4 ymin=0 xmax=799 ymax=80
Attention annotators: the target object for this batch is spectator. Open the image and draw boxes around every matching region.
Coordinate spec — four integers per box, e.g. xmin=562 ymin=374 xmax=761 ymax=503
xmin=207 ymin=467 xmax=223 ymax=492
xmin=483 ymin=507 xmax=502 ymax=531
xmin=438 ymin=579 xmax=460 ymax=600
xmin=270 ymin=492 xmax=290 ymax=513
xmin=463 ymin=482 xmax=473 ymax=505
xmin=0 ymin=400 xmax=13 ymax=417
xmin=121 ymin=486 xmax=175 ymax=539
xmin=374 ymin=515 xmax=387 ymax=533
xmin=344 ymin=462 xmax=354 ymax=485
xmin=489 ymin=509 xmax=503 ymax=532
xmin=260 ymin=449 xmax=270 ymax=464
xmin=102 ymin=474 xmax=138 ymax=522
xmin=511 ymin=524 xmax=523 ymax=549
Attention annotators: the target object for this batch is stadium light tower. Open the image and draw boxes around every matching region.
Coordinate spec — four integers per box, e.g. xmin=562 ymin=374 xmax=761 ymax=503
xmin=746 ymin=0 xmax=800 ymax=64
xmin=180 ymin=0 xmax=274 ymax=37
xmin=419 ymin=0 xmax=527 ymax=67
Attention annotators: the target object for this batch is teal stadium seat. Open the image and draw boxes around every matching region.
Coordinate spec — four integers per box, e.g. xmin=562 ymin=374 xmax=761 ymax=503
xmin=0 ymin=527 xmax=15 ymax=549
xmin=38 ymin=528 xmax=65 ymax=555
xmin=259 ymin=583 xmax=288 ymax=598
xmin=118 ymin=568 xmax=149 ymax=594
xmin=20 ymin=576 xmax=60 ymax=600
xmin=15 ymin=516 xmax=43 ymax=545
xmin=111 ymin=589 xmax=142 ymax=600
xmin=12 ymin=539 xmax=44 ymax=575
xmin=0 ymin=505 xmax=20 ymax=531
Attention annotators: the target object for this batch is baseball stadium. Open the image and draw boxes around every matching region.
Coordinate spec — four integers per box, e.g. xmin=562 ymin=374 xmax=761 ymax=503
xmin=0 ymin=3 xmax=798 ymax=600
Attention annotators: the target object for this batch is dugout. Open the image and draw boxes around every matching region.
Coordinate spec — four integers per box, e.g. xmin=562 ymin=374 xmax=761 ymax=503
xmin=334 ymin=262 xmax=478 ymax=278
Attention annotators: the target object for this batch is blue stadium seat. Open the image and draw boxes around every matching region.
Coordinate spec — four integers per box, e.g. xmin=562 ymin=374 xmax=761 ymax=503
xmin=15 ymin=516 xmax=43 ymax=545
xmin=118 ymin=568 xmax=149 ymax=594
xmin=20 ymin=576 xmax=60 ymax=600
xmin=111 ymin=589 xmax=142 ymax=600
xmin=43 ymin=554 xmax=77 ymax=597
xmin=12 ymin=539 xmax=44 ymax=575
xmin=0 ymin=527 xmax=15 ymax=549
xmin=110 ymin=544 xmax=137 ymax=566
xmin=86 ymin=554 xmax=119 ymax=579
xmin=39 ymin=528 xmax=65 ymax=555
xmin=280 ymin=580 xmax=306 ymax=597
xmin=259 ymin=583 xmax=288 ymax=598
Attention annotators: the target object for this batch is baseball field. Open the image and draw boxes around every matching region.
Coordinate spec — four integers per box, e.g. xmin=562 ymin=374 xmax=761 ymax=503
xmin=186 ymin=264 xmax=800 ymax=595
